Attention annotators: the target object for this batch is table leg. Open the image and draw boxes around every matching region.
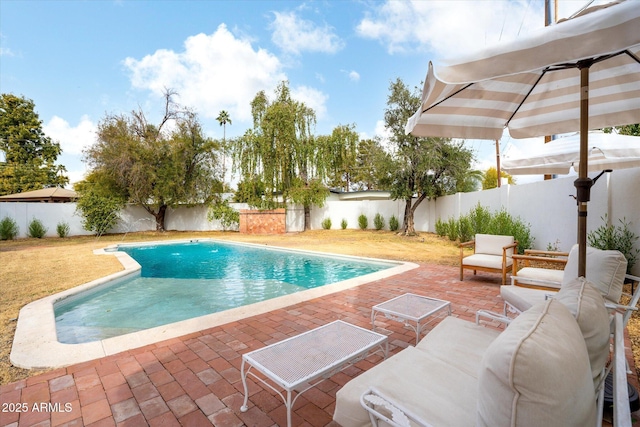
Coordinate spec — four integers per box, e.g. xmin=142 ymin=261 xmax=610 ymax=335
xmin=286 ymin=390 xmax=293 ymax=427
xmin=240 ymin=359 xmax=250 ymax=412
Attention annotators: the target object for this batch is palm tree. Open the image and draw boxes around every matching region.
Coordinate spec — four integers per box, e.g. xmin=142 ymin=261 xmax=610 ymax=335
xmin=216 ymin=111 xmax=232 ymax=188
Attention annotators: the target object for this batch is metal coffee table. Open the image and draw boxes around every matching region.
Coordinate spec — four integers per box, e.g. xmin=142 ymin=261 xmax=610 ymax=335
xmin=372 ymin=293 xmax=451 ymax=345
xmin=240 ymin=320 xmax=388 ymax=427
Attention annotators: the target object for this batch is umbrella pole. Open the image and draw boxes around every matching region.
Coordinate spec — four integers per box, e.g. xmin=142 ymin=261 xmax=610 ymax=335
xmin=575 ymin=64 xmax=593 ymax=278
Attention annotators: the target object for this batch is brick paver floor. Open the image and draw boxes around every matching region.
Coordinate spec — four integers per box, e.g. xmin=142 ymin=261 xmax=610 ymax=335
xmin=1 ymin=264 xmax=638 ymax=426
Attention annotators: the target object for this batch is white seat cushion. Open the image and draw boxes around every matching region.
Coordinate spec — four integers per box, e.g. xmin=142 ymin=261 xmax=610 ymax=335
xmin=463 ymin=254 xmax=513 ymax=270
xmin=562 ymin=245 xmax=627 ymax=303
xmin=514 ymin=266 xmax=564 ymax=288
xmin=477 ymin=298 xmax=597 ymax=427
xmin=333 ymin=317 xmax=500 ymax=427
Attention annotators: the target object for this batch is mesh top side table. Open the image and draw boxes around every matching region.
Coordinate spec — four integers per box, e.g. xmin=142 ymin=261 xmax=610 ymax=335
xmin=371 ymin=293 xmax=451 ymax=345
xmin=240 ymin=320 xmax=388 ymax=427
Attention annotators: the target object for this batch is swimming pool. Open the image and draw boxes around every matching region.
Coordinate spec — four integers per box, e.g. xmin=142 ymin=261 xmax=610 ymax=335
xmin=11 ymin=239 xmax=418 ymax=369
xmin=54 ymin=241 xmax=394 ymax=344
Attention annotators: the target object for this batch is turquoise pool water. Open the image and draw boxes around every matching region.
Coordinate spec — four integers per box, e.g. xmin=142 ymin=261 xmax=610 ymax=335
xmin=54 ymin=241 xmax=393 ymax=344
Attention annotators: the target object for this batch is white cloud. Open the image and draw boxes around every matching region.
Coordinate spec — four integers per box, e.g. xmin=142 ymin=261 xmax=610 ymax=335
xmin=291 ymin=85 xmax=328 ymax=119
xmin=44 ymin=115 xmax=96 ymax=156
xmin=345 ymin=70 xmax=360 ymax=82
xmin=123 ymin=24 xmax=287 ymax=125
xmin=270 ymin=11 xmax=345 ymax=55
xmin=356 ymin=0 xmax=543 ymax=56
xmin=356 ymin=0 xmax=616 ymax=58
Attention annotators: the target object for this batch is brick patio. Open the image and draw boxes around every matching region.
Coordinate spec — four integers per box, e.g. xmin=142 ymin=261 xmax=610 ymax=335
xmin=1 ymin=264 xmax=637 ymax=426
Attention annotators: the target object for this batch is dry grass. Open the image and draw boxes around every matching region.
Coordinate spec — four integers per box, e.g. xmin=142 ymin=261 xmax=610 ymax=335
xmin=0 ymin=230 xmax=460 ymax=385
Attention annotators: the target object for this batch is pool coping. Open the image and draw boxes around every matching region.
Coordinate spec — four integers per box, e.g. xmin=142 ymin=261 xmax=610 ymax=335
xmin=10 ymin=238 xmax=419 ymax=369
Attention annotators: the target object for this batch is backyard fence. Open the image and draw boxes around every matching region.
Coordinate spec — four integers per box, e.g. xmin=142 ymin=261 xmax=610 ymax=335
xmin=2 ymin=168 xmax=639 ymax=274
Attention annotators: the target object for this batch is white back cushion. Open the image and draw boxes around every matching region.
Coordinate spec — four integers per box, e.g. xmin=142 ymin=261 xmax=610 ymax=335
xmin=475 ymin=234 xmax=514 ymax=257
xmin=555 ymin=277 xmax=610 ymax=388
xmin=562 ymin=245 xmax=627 ymax=303
xmin=477 ymin=298 xmax=596 ymax=427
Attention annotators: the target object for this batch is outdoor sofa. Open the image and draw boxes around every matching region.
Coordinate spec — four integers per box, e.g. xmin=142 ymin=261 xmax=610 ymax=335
xmin=460 ymin=234 xmax=518 ymax=285
xmin=501 ymin=245 xmax=632 ymax=316
xmin=333 ymin=277 xmax=631 ymax=427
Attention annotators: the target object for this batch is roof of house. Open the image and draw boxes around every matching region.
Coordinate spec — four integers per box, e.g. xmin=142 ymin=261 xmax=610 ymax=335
xmin=0 ymin=187 xmax=78 ymax=203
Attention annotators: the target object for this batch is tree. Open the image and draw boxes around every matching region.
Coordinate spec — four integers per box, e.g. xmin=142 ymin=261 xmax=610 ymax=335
xmin=230 ymin=81 xmax=329 ymax=230
xmin=322 ymin=124 xmax=358 ymax=191
xmin=216 ymin=110 xmax=232 ymax=188
xmin=457 ymin=169 xmax=484 ymax=193
xmin=604 ymin=124 xmax=640 ymax=136
xmin=83 ymin=90 xmax=221 ymax=231
xmin=482 ymin=167 xmax=515 ymax=189
xmin=0 ymin=93 xmax=68 ymax=195
xmin=74 ymin=170 xmax=127 ymax=235
xmin=352 ymin=137 xmax=393 ymax=191
xmin=384 ymin=79 xmax=474 ymax=235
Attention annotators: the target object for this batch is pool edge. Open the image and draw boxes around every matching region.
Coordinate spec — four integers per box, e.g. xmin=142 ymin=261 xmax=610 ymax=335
xmin=10 ymin=239 xmax=419 ymax=370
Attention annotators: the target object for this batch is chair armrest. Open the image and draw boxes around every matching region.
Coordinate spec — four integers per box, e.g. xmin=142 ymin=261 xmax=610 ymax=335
xmin=523 ymin=249 xmax=570 ymax=257
xmin=361 ymin=387 xmax=433 ymax=427
xmin=476 ymin=309 xmax=512 ymax=326
xmin=460 ymin=240 xmax=475 ymax=260
xmin=613 ymin=312 xmax=632 ymax=427
xmin=512 ymin=254 xmax=568 ymax=264
xmin=502 ymin=241 xmax=519 ymax=259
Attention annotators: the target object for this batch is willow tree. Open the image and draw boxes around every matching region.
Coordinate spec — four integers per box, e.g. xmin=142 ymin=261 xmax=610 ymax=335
xmin=384 ymin=78 xmax=474 ymax=235
xmin=231 ymin=81 xmax=328 ymax=230
xmin=322 ymin=124 xmax=358 ymax=191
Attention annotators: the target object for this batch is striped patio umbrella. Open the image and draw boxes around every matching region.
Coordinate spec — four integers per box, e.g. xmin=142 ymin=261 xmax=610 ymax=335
xmin=405 ymin=0 xmax=640 ymax=276
xmin=502 ymin=132 xmax=640 ymax=175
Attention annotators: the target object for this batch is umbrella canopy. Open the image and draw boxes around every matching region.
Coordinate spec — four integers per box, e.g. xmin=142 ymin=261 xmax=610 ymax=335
xmin=405 ymin=0 xmax=640 ymax=276
xmin=502 ymin=132 xmax=640 ymax=175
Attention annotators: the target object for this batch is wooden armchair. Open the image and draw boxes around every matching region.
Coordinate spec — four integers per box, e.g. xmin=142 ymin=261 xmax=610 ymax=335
xmin=460 ymin=234 xmax=518 ymax=285
xmin=511 ymin=249 xmax=569 ymax=289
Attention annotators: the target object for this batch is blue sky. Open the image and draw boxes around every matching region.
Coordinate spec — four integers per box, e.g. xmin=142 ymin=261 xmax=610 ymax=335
xmin=1 ymin=0 xmax=603 ymax=186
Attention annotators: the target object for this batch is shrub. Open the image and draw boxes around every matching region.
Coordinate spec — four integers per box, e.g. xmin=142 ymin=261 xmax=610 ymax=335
xmin=546 ymin=239 xmax=561 ymax=252
xmin=588 ymin=215 xmax=639 ymax=273
xmin=373 ymin=213 xmax=385 ymax=231
xmin=458 ymin=215 xmax=473 ymax=243
xmin=358 ymin=214 xmax=368 ymax=230
xmin=436 ymin=205 xmax=534 ymax=252
xmin=435 ymin=218 xmax=448 ymax=237
xmin=467 ymin=203 xmax=492 ymax=235
xmin=446 ymin=217 xmax=458 ymax=241
xmin=0 ymin=216 xmax=19 ymax=240
xmin=76 ymin=190 xmax=125 ymax=235
xmin=321 ymin=218 xmax=332 ymax=230
xmin=340 ymin=218 xmax=348 ymax=230
xmin=27 ymin=218 xmax=48 ymax=238
xmin=486 ymin=208 xmax=533 ymax=254
xmin=56 ymin=221 xmax=70 ymax=238
xmin=389 ymin=215 xmax=399 ymax=232
xmin=207 ymin=199 xmax=239 ymax=231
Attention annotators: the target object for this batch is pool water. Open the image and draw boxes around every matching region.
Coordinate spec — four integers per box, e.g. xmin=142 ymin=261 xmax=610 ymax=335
xmin=54 ymin=241 xmax=393 ymax=344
